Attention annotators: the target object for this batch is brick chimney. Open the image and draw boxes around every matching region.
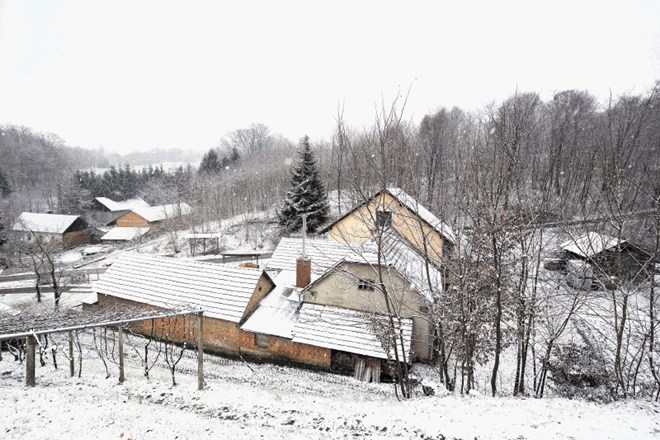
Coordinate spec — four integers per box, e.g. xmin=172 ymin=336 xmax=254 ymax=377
xmin=296 ymin=213 xmax=311 ymax=288
xmin=296 ymin=257 xmax=311 ymax=288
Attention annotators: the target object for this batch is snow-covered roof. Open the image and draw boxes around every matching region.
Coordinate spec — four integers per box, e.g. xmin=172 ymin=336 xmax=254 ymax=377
xmin=560 ymin=232 xmax=626 ymax=258
xmin=267 ymin=237 xmax=353 ymax=274
xmin=385 ymin=187 xmax=459 ymax=244
xmin=11 ymin=212 xmax=81 ymax=234
xmin=240 ymin=271 xmax=302 ymax=339
xmin=95 ymin=197 xmax=150 ymax=212
xmin=362 ymin=229 xmax=444 ymax=301
xmin=292 ymin=303 xmax=413 ymax=360
xmin=93 ymin=252 xmax=269 ymax=323
xmin=130 ymin=203 xmax=193 ymax=223
xmin=101 ymin=227 xmax=150 ymax=242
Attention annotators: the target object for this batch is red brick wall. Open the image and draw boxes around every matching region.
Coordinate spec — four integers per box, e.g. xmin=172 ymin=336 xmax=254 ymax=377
xmin=239 ymin=331 xmax=331 ymax=368
xmin=96 ymin=293 xmax=331 ymax=368
xmin=96 ymin=294 xmax=242 ymax=355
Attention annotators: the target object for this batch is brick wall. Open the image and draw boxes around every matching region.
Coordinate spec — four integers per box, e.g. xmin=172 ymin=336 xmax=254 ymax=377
xmin=96 ymin=293 xmax=242 ymax=355
xmin=96 ymin=293 xmax=332 ymax=369
xmin=239 ymin=330 xmax=331 ymax=368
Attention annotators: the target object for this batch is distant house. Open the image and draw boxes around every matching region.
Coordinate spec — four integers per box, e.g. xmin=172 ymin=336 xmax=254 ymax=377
xmin=11 ymin=212 xmax=90 ymax=248
xmin=93 ymin=197 xmax=151 ymax=212
xmin=114 ymin=203 xmax=193 ymax=228
xmin=320 ymin=187 xmax=459 ymax=268
xmin=560 ymin=232 xmax=654 ymax=282
xmin=93 ymin=252 xmax=275 ymax=356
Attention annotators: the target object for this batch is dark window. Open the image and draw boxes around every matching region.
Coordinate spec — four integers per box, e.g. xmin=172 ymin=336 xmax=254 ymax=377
xmin=376 ymin=210 xmax=392 ymax=227
xmin=255 ymin=333 xmax=269 ymax=348
xmin=358 ymin=278 xmax=375 ymax=291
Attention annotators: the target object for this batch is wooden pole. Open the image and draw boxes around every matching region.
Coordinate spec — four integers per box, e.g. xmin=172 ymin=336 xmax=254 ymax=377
xmin=26 ymin=335 xmax=36 ymax=387
xmin=197 ymin=312 xmax=204 ymax=390
xmin=68 ymin=330 xmax=75 ymax=377
xmin=118 ymin=326 xmax=125 ymax=383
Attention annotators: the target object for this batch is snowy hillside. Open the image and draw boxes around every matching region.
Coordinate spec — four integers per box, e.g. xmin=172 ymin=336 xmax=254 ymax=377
xmin=1 ymin=338 xmax=658 ymax=440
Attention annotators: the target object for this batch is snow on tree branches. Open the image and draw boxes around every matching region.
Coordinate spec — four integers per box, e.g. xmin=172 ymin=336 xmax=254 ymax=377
xmin=278 ymin=136 xmax=329 ymax=233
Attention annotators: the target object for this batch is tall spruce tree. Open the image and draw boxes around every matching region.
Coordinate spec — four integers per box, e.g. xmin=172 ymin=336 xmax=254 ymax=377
xmin=278 ymin=136 xmax=330 ymax=233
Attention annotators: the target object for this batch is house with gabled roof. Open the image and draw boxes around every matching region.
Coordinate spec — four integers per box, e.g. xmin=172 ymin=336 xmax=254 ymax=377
xmin=114 ymin=203 xmax=193 ymax=227
xmin=320 ymin=187 xmax=459 ymax=269
xmin=93 ymin=252 xmax=275 ymax=355
xmin=238 ymin=230 xmax=438 ymax=380
xmin=11 ymin=212 xmax=90 ymax=248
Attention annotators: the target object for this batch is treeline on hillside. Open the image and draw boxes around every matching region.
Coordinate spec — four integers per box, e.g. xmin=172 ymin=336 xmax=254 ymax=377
xmin=73 ymin=164 xmax=195 ymax=209
xmin=319 ymin=83 xmax=660 ymax=401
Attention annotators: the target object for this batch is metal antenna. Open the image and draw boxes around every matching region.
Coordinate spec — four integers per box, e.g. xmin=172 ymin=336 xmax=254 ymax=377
xmin=301 ymin=214 xmax=308 ymax=258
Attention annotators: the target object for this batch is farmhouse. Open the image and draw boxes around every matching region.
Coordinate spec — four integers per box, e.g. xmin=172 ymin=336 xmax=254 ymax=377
xmin=114 ymin=203 xmax=193 ymax=227
xmin=320 ymin=187 xmax=458 ymax=268
xmin=11 ymin=212 xmax=90 ymax=247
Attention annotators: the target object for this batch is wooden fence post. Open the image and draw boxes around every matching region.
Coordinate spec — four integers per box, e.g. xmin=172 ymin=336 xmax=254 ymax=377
xmin=26 ymin=335 xmax=36 ymax=387
xmin=118 ymin=326 xmax=125 ymax=383
xmin=197 ymin=312 xmax=204 ymax=390
xmin=69 ymin=330 xmax=75 ymax=377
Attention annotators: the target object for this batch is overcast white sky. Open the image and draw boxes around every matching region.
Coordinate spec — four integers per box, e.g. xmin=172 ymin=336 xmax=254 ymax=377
xmin=0 ymin=0 xmax=658 ymax=154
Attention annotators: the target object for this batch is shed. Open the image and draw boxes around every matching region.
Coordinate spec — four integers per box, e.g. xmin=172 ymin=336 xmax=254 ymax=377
xmin=100 ymin=227 xmax=150 ymax=243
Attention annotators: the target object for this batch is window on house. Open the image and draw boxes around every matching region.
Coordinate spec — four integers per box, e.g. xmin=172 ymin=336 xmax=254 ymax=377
xmin=357 ymin=278 xmax=375 ymax=291
xmin=376 ymin=210 xmax=392 ymax=228
xmin=255 ymin=333 xmax=269 ymax=348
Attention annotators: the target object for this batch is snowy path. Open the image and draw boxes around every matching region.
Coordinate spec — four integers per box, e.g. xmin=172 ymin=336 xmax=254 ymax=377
xmin=1 ymin=347 xmax=659 ymax=439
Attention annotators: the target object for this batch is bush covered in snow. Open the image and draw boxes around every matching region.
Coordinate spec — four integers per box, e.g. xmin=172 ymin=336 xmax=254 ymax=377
xmin=548 ymin=342 xmax=616 ymax=402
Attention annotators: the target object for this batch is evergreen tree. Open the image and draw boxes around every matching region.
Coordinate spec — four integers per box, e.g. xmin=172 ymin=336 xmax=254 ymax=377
xmin=198 ymin=148 xmax=222 ymax=174
xmin=278 ymin=136 xmax=330 ymax=233
xmin=0 ymin=168 xmax=11 ymax=198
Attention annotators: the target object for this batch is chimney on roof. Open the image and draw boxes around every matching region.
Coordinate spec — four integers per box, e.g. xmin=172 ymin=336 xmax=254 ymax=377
xmin=296 ymin=214 xmax=311 ymax=288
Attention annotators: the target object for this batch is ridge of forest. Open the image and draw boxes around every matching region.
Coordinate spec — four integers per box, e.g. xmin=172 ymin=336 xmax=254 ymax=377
xmin=1 ymin=83 xmax=658 ymax=241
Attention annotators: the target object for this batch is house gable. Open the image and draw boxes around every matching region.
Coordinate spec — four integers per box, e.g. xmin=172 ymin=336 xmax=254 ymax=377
xmin=323 ymin=188 xmax=451 ymax=267
xmin=302 ymin=260 xmax=432 ymax=360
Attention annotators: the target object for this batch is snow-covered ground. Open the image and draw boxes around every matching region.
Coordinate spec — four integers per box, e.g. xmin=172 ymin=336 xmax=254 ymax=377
xmin=1 ymin=339 xmax=658 ymax=440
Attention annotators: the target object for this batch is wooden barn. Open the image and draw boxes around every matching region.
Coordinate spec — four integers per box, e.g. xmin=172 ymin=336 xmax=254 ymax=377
xmin=11 ymin=212 xmax=91 ymax=248
xmin=114 ymin=203 xmax=193 ymax=227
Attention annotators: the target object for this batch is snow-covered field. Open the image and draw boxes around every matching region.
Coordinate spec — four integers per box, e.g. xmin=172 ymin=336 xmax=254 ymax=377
xmin=1 ymin=340 xmax=658 ymax=440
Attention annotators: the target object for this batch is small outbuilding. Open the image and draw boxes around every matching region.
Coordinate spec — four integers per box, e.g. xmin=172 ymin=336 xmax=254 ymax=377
xmin=101 ymin=227 xmax=150 ymax=244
